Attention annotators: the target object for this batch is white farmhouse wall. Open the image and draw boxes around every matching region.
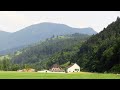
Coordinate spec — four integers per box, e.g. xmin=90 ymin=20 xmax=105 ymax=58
xmin=67 ymin=63 xmax=80 ymax=73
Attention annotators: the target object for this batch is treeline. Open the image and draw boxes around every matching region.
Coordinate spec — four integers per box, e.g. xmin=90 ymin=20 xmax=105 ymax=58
xmin=74 ymin=17 xmax=120 ymax=73
xmin=0 ymin=57 xmax=30 ymax=71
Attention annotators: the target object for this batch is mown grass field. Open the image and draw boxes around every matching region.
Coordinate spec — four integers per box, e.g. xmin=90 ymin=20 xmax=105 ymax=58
xmin=0 ymin=71 xmax=120 ymax=79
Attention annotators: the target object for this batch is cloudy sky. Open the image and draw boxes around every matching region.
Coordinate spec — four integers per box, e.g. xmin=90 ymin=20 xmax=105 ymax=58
xmin=0 ymin=11 xmax=120 ymax=33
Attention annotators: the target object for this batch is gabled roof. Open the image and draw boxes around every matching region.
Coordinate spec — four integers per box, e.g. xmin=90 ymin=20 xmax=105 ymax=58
xmin=66 ymin=63 xmax=79 ymax=69
xmin=51 ymin=64 xmax=61 ymax=68
xmin=66 ymin=63 xmax=75 ymax=68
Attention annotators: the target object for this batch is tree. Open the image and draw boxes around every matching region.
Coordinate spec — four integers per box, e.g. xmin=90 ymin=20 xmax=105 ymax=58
xmin=2 ymin=57 xmax=11 ymax=71
xmin=11 ymin=64 xmax=19 ymax=71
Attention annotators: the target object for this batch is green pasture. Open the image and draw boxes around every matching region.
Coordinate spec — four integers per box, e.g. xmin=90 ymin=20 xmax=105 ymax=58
xmin=0 ymin=71 xmax=120 ymax=79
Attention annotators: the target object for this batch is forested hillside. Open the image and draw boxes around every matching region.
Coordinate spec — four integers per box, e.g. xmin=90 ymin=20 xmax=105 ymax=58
xmin=7 ymin=33 xmax=89 ymax=70
xmin=75 ymin=17 xmax=120 ymax=73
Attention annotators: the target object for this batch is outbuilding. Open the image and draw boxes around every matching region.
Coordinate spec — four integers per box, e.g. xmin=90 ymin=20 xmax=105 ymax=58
xmin=67 ymin=63 xmax=80 ymax=73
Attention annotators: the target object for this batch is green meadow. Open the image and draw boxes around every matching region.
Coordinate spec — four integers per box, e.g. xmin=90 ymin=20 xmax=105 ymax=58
xmin=0 ymin=71 xmax=120 ymax=79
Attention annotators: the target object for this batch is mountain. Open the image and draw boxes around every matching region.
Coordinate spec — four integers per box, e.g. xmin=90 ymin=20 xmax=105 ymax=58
xmin=0 ymin=30 xmax=10 ymax=37
xmin=0 ymin=31 xmax=11 ymax=48
xmin=74 ymin=17 xmax=120 ymax=73
xmin=0 ymin=22 xmax=97 ymax=52
xmin=0 ymin=30 xmax=11 ymax=40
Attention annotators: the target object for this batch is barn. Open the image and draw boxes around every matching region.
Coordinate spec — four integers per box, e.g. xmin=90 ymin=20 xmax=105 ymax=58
xmin=67 ymin=63 xmax=80 ymax=73
xmin=49 ymin=64 xmax=65 ymax=72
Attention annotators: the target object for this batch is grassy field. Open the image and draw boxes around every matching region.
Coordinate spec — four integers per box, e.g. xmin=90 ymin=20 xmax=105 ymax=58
xmin=0 ymin=71 xmax=120 ymax=79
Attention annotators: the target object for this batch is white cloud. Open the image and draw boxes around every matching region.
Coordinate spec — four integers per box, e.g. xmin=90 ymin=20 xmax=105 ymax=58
xmin=0 ymin=11 xmax=31 ymax=32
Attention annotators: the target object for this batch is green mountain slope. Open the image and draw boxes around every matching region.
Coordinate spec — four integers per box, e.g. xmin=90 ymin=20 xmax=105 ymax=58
xmin=11 ymin=33 xmax=90 ymax=70
xmin=75 ymin=17 xmax=120 ymax=73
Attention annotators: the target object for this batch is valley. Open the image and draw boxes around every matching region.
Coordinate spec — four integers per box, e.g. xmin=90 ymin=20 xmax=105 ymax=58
xmin=0 ymin=16 xmax=120 ymax=79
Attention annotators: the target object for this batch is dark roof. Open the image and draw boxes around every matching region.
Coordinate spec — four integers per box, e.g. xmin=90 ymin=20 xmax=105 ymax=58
xmin=51 ymin=64 xmax=61 ymax=68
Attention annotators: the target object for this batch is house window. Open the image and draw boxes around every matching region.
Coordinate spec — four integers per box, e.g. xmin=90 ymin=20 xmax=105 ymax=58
xmin=75 ymin=69 xmax=79 ymax=71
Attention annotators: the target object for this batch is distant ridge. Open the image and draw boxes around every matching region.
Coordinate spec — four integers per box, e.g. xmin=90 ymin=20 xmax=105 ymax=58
xmin=0 ymin=22 xmax=97 ymax=52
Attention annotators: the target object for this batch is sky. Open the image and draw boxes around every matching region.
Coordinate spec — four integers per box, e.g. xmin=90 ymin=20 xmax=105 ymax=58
xmin=0 ymin=11 xmax=120 ymax=33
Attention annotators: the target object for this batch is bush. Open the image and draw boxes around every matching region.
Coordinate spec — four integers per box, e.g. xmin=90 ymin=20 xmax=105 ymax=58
xmin=110 ymin=64 xmax=120 ymax=73
xmin=104 ymin=71 xmax=107 ymax=74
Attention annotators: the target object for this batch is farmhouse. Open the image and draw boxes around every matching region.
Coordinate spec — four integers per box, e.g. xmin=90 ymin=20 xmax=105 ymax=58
xmin=66 ymin=63 xmax=80 ymax=73
xmin=49 ymin=64 xmax=65 ymax=72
